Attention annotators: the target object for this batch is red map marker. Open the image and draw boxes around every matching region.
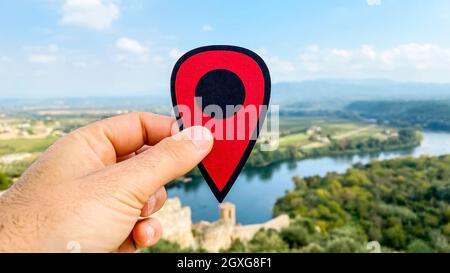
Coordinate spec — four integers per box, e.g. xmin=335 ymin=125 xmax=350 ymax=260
xmin=171 ymin=45 xmax=271 ymax=202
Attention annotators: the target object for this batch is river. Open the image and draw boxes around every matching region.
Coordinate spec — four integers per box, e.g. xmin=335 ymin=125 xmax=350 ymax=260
xmin=167 ymin=132 xmax=450 ymax=224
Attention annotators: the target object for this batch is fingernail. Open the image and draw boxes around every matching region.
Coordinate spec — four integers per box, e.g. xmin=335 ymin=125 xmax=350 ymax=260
xmin=175 ymin=126 xmax=213 ymax=150
xmin=190 ymin=127 xmax=213 ymax=150
xmin=145 ymin=225 xmax=155 ymax=245
xmin=171 ymin=121 xmax=180 ymax=136
xmin=147 ymin=195 xmax=157 ymax=213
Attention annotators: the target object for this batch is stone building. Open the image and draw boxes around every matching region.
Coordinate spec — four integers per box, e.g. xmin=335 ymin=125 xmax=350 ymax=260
xmin=219 ymin=202 xmax=236 ymax=225
xmin=153 ymin=197 xmax=290 ymax=252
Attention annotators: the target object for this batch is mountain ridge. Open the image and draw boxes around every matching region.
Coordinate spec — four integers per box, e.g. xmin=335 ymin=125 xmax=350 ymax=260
xmin=2 ymin=79 xmax=450 ymax=109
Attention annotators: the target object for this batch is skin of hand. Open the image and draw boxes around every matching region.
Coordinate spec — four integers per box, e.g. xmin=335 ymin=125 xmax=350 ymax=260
xmin=0 ymin=112 xmax=214 ymax=253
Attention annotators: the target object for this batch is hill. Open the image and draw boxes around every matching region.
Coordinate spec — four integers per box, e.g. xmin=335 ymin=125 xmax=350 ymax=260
xmin=2 ymin=79 xmax=450 ymax=111
xmin=346 ymin=101 xmax=450 ymax=131
xmin=272 ymin=155 xmax=450 ymax=253
xmin=272 ymin=79 xmax=450 ymax=105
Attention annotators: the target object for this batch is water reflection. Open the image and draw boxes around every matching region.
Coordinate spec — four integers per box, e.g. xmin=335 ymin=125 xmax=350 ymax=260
xmin=167 ymin=132 xmax=450 ymax=224
xmin=242 ymin=161 xmax=286 ymax=181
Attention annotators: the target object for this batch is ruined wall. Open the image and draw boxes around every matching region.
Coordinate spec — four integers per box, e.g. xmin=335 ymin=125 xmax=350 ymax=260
xmin=152 ymin=197 xmax=196 ymax=249
xmin=233 ymin=215 xmax=290 ymax=242
xmin=148 ymin=197 xmax=290 ymax=252
xmin=193 ymin=220 xmax=235 ymax=252
xmin=192 ymin=215 xmax=290 ymax=252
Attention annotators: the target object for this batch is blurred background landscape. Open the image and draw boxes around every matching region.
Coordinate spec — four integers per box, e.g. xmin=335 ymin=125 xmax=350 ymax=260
xmin=1 ymin=0 xmax=450 ymax=253
xmin=2 ymin=80 xmax=450 ymax=253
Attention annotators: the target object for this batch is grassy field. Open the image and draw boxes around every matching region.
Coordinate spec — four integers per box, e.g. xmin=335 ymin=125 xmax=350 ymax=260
xmin=279 ymin=132 xmax=310 ymax=147
xmin=279 ymin=117 xmax=317 ymax=132
xmin=0 ymin=136 xmax=59 ymax=156
xmin=0 ymin=117 xmax=391 ymax=157
xmin=279 ymin=117 xmax=332 ymax=134
xmin=278 ymin=117 xmax=387 ymax=149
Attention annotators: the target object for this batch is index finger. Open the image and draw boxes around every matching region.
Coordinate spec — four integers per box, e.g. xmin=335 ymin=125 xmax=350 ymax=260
xmin=75 ymin=112 xmax=176 ymax=165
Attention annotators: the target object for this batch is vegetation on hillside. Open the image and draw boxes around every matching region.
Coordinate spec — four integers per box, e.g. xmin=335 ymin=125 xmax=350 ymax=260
xmin=347 ymin=101 xmax=450 ymax=131
xmin=141 ymin=240 xmax=200 ymax=253
xmin=0 ymin=172 xmax=13 ymax=191
xmin=157 ymin=155 xmax=450 ymax=253
xmin=0 ymin=156 xmax=38 ymax=189
xmin=271 ymin=155 xmax=450 ymax=253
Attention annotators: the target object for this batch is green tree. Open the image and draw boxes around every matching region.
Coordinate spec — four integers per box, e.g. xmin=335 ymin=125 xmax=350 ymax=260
xmin=443 ymin=222 xmax=450 ymax=236
xmin=274 ymin=155 xmax=450 ymax=253
xmin=141 ymin=239 xmax=197 ymax=253
xmin=407 ymin=240 xmax=433 ymax=253
xmin=247 ymin=229 xmax=289 ymax=253
xmin=225 ymin=239 xmax=247 ymax=253
xmin=0 ymin=172 xmax=13 ymax=191
xmin=325 ymin=237 xmax=363 ymax=253
xmin=280 ymin=224 xmax=310 ymax=248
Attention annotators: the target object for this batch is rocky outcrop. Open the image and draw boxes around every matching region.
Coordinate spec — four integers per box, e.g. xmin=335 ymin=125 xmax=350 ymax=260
xmin=154 ymin=197 xmax=290 ymax=252
xmin=193 ymin=220 xmax=235 ymax=252
xmin=192 ymin=215 xmax=290 ymax=252
xmin=152 ymin=197 xmax=195 ymax=249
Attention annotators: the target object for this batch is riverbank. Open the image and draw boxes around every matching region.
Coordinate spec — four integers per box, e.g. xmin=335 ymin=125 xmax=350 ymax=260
xmin=158 ymin=138 xmax=450 ymax=253
xmin=167 ymin=131 xmax=450 ymax=224
xmin=180 ymin=127 xmax=422 ymax=180
xmin=252 ymin=127 xmax=421 ymax=167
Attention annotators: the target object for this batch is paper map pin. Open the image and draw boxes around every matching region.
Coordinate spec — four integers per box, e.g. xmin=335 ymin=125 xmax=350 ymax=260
xmin=171 ymin=45 xmax=271 ymax=202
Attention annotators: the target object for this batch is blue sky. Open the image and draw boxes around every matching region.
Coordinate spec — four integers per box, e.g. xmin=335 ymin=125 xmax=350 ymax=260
xmin=1 ymin=0 xmax=450 ymax=98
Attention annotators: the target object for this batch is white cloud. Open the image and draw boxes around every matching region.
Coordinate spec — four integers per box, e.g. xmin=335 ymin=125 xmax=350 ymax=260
xmin=202 ymin=24 xmax=213 ymax=32
xmin=26 ymin=44 xmax=62 ymax=65
xmin=7 ymin=42 xmax=450 ymax=99
xmin=29 ymin=54 xmax=57 ymax=64
xmin=1 ymin=43 xmax=177 ymax=98
xmin=258 ymin=49 xmax=296 ymax=82
xmin=379 ymin=44 xmax=450 ymax=71
xmin=115 ymin=37 xmax=149 ymax=56
xmin=260 ymin=43 xmax=450 ymax=83
xmin=267 ymin=56 xmax=295 ymax=73
xmin=61 ymin=0 xmax=120 ymax=30
xmin=367 ymin=0 xmax=382 ymax=6
xmin=169 ymin=48 xmax=184 ymax=60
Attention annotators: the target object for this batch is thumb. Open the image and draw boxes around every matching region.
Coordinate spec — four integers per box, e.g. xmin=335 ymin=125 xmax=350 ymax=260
xmin=91 ymin=126 xmax=214 ymax=204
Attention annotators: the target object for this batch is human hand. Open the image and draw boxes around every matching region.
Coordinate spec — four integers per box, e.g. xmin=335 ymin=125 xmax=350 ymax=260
xmin=0 ymin=112 xmax=213 ymax=252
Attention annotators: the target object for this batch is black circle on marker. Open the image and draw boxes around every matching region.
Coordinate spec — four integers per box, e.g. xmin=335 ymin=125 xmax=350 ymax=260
xmin=195 ymin=69 xmax=245 ymax=118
